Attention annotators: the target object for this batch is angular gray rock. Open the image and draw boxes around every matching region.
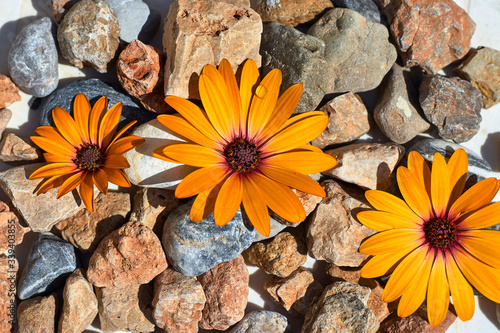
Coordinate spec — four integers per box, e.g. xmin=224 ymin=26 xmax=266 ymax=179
xmin=331 ymin=0 xmax=382 ymax=23
xmin=8 ymin=17 xmax=58 ymax=97
xmin=162 ymin=200 xmax=255 ymax=276
xmin=17 ymin=233 xmax=77 ymax=300
xmin=229 ymin=311 xmax=290 ymax=333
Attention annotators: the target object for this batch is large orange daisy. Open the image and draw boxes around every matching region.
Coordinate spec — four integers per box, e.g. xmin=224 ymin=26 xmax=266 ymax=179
xmin=153 ymin=59 xmax=336 ymax=236
xmin=357 ymin=148 xmax=500 ymax=326
xmin=29 ymin=93 xmax=144 ymax=211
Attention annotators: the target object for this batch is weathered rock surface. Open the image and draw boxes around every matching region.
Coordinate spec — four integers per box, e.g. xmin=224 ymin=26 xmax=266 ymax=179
xmin=0 ymin=255 xmax=17 ymax=333
xmin=419 ymin=74 xmax=483 ymax=143
xmin=0 ymin=108 xmax=12 ymax=139
xmin=58 ymin=0 xmax=120 ymax=72
xmin=51 ymin=0 xmax=78 ymax=22
xmin=152 ymin=268 xmax=206 ymax=333
xmin=257 ymin=0 xmax=333 ymax=26
xmin=378 ymin=304 xmax=456 ymax=333
xmin=0 ymin=133 xmax=42 ymax=163
xmin=0 ymin=77 xmax=21 ymax=109
xmin=0 ymin=204 xmax=29 ymax=253
xmin=229 ymin=310 xmax=290 ymax=333
xmin=331 ymin=0 xmax=382 ymax=23
xmin=17 ymin=295 xmax=56 ymax=333
xmin=198 ymin=255 xmax=249 ymax=330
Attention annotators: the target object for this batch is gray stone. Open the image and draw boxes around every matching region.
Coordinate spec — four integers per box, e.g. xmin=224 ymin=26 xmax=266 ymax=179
xmin=17 ymin=232 xmax=77 ymax=300
xmin=261 ymin=22 xmax=330 ymax=114
xmin=162 ymin=200 xmax=255 ymax=276
xmin=229 ymin=310 xmax=290 ymax=333
xmin=105 ymin=0 xmax=161 ymax=43
xmin=8 ymin=17 xmax=58 ymax=98
xmin=374 ymin=63 xmax=429 ymax=144
xmin=331 ymin=0 xmax=382 ymax=23
xmin=307 ymin=8 xmax=397 ymax=93
xmin=39 ymin=78 xmax=155 ymax=128
xmin=419 ymin=74 xmax=483 ymax=143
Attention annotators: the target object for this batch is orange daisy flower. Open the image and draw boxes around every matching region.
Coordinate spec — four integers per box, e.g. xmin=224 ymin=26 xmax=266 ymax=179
xmin=153 ymin=59 xmax=336 ymax=236
xmin=29 ymin=93 xmax=145 ymax=211
xmin=357 ymin=148 xmax=500 ymax=326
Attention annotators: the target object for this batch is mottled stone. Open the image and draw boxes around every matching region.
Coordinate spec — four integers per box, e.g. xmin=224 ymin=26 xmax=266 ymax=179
xmin=0 ymin=109 xmax=12 ymax=139
xmin=58 ymin=0 xmax=120 ymax=72
xmin=17 ymin=295 xmax=56 ymax=333
xmin=454 ymin=46 xmax=500 ymax=109
xmin=374 ymin=63 xmax=429 ymax=144
xmin=163 ymin=0 xmax=262 ymax=99
xmin=87 ymin=221 xmax=167 ymax=287
xmin=0 ymin=255 xmax=17 ymax=333
xmin=229 ymin=310 xmax=290 ymax=333
xmin=331 ymin=0 xmax=382 ymax=22
xmin=54 ymin=192 xmax=131 ymax=253
xmin=257 ymin=0 xmax=333 ymax=26
xmin=0 ymin=133 xmax=42 ymax=163
xmin=264 ymin=267 xmax=324 ymax=315
xmin=323 ymin=143 xmax=405 ymax=190
xmin=8 ymin=17 xmax=58 ymax=97
xmin=245 ymin=232 xmax=307 ymax=278
xmin=308 ymin=8 xmax=397 ymax=93
xmin=129 ymin=188 xmax=179 ymax=234
xmin=58 ymin=269 xmax=98 ymax=333
xmin=96 ymin=284 xmax=155 ymax=333
xmin=0 ymin=77 xmax=21 ymax=109
xmin=51 ymin=0 xmax=78 ymax=22
xmin=307 ymin=180 xmax=375 ymax=266
xmin=378 ymin=304 xmax=456 ymax=333
xmin=0 ymin=204 xmax=29 ymax=253
xmin=302 ymin=281 xmax=379 ymax=333
xmin=163 ymin=200 xmax=255 ymax=276
xmin=0 ymin=164 xmax=85 ymax=232
xmin=17 ymin=232 xmax=77 ymax=300
xmin=419 ymin=74 xmax=482 ymax=143
xmin=312 ymin=93 xmax=370 ymax=148
xmin=198 ymin=255 xmax=249 ymax=330
xmin=261 ymin=22 xmax=330 ymax=114
xmin=152 ymin=268 xmax=206 ymax=333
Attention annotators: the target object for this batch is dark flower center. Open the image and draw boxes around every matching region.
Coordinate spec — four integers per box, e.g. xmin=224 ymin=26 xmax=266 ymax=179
xmin=423 ymin=217 xmax=457 ymax=249
xmin=224 ymin=138 xmax=260 ymax=174
xmin=74 ymin=144 xmax=103 ymax=172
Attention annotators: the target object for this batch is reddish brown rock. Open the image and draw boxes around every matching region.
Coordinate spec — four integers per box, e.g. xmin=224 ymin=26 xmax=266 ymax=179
xmin=152 ymin=268 xmax=206 ymax=333
xmin=386 ymin=0 xmax=475 ymax=73
xmin=17 ymin=295 xmax=56 ymax=333
xmin=245 ymin=232 xmax=307 ymax=277
xmin=0 ymin=75 xmax=21 ymax=109
xmin=54 ymin=192 xmax=131 ymax=253
xmin=0 ymin=133 xmax=42 ymax=163
xmin=264 ymin=267 xmax=323 ymax=315
xmin=257 ymin=0 xmax=333 ymax=27
xmin=51 ymin=0 xmax=78 ymax=22
xmin=198 ymin=255 xmax=249 ymax=330
xmin=0 ymin=109 xmax=12 ymax=139
xmin=87 ymin=221 xmax=168 ymax=287
xmin=0 ymin=255 xmax=17 ymax=333
xmin=0 ymin=204 xmax=29 ymax=253
xmin=312 ymin=93 xmax=370 ymax=148
xmin=378 ymin=304 xmax=456 ymax=333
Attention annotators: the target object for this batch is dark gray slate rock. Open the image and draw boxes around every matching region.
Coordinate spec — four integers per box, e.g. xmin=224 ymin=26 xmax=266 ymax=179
xmin=331 ymin=0 xmax=382 ymax=23
xmin=260 ymin=22 xmax=330 ymax=114
xmin=8 ymin=17 xmax=58 ymax=98
xmin=162 ymin=200 xmax=255 ymax=277
xmin=17 ymin=232 xmax=77 ymax=300
xmin=228 ymin=310 xmax=290 ymax=333
xmin=39 ymin=78 xmax=155 ymax=128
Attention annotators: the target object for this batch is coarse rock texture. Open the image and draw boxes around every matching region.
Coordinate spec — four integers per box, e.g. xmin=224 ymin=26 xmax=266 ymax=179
xmin=228 ymin=310 xmax=290 ymax=333
xmin=0 ymin=255 xmax=17 ymax=333
xmin=17 ymin=232 xmax=77 ymax=300
xmin=323 ymin=143 xmax=405 ymax=190
xmin=8 ymin=17 xmax=58 ymax=97
xmin=152 ymin=268 xmax=206 ymax=333
xmin=384 ymin=0 xmax=475 ymax=73
xmin=264 ymin=267 xmax=324 ymax=315
xmin=378 ymin=304 xmax=456 ymax=333
xmin=54 ymin=192 xmax=131 ymax=253
xmin=0 ymin=77 xmax=21 ymax=109
xmin=123 ymin=118 xmax=195 ymax=188
xmin=307 ymin=8 xmax=397 ymax=93
xmin=454 ymin=46 xmax=500 ymax=109
xmin=96 ymin=283 xmax=155 ymax=333
xmin=307 ymin=180 xmax=375 ymax=267
xmin=419 ymin=74 xmax=483 ymax=143
xmin=374 ymin=63 xmax=429 ymax=144
xmin=117 ymin=40 xmax=169 ymax=114
xmin=0 ymin=164 xmax=85 ymax=232
xmin=51 ymin=0 xmax=78 ymax=22
xmin=163 ymin=0 xmax=262 ymax=99
xmin=257 ymin=0 xmax=333 ymax=26
xmin=163 ymin=201 xmax=255 ymax=276
xmin=129 ymin=188 xmax=179 ymax=234
xmin=331 ymin=0 xmax=382 ymax=23
xmin=58 ymin=269 xmax=98 ymax=333
xmin=0 ymin=108 xmax=12 ymax=138
xmin=0 ymin=133 xmax=41 ymax=163
xmin=0 ymin=203 xmax=29 ymax=253
xmin=198 ymin=255 xmax=249 ymax=330
xmin=58 ymin=0 xmax=120 ymax=73
xmin=87 ymin=221 xmax=167 ymax=287
xmin=244 ymin=232 xmax=307 ymax=278
xmin=17 ymin=295 xmax=56 ymax=333
xmin=302 ymin=281 xmax=379 ymax=333
xmin=312 ymin=93 xmax=370 ymax=148
xmin=260 ymin=22 xmax=330 ymax=114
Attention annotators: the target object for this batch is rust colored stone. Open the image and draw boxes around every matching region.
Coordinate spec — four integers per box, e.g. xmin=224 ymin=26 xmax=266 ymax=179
xmin=378 ymin=304 xmax=456 ymax=333
xmin=257 ymin=0 xmax=333 ymax=27
xmin=0 ymin=75 xmax=20 ymax=110
xmin=17 ymin=295 xmax=56 ymax=333
xmin=0 ymin=255 xmax=18 ymax=333
xmin=0 ymin=206 xmax=29 ymax=253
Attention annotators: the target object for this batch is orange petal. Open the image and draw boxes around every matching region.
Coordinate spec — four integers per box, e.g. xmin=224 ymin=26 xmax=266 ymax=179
xmin=407 ymin=151 xmax=431 ymax=196
xmin=361 ymin=251 xmax=410 ymax=278
xmin=430 ymin=153 xmax=450 ymax=217
xmin=448 ymin=178 xmax=500 ymax=218
xmin=73 ymin=93 xmax=91 ymax=143
xmin=218 ymin=59 xmax=241 ymax=132
xmin=294 ymin=144 xmax=324 ymax=153
xmin=103 ymin=155 xmax=130 ymax=169
xmin=239 ymin=59 xmax=260 ymax=135
xmin=160 ymin=144 xmax=224 ymax=168
xmin=103 ymin=168 xmax=131 ymax=187
xmin=460 ymin=230 xmax=500 ymax=269
xmin=152 ymin=147 xmax=181 ymax=163
xmin=426 ymin=251 xmax=450 ymax=326
xmin=92 ymin=168 xmax=108 ymax=194
xmin=43 ymin=153 xmax=73 ymax=163
xmin=445 ymin=252 xmax=475 ymax=322
xmin=36 ymin=174 xmax=70 ymax=195
xmin=57 ymin=172 xmax=85 ymax=198
xmin=448 ymin=148 xmax=468 ymax=207
xmin=365 ymin=190 xmax=423 ymax=225
xmin=107 ymin=120 xmax=137 ymax=147
xmin=29 ymin=163 xmax=77 ymax=179
xmin=264 ymin=151 xmax=337 ymax=174
xmin=359 ymin=229 xmax=424 ymax=255
xmin=89 ymin=96 xmax=108 ymax=144
xmin=260 ymin=164 xmax=325 ymax=197
xmin=79 ymin=173 xmax=95 ymax=211
xmin=242 ymin=176 xmax=270 ymax=237
xmin=52 ymin=106 xmax=83 ymax=147
xmin=357 ymin=210 xmax=421 ymax=231
xmin=98 ymin=101 xmax=122 ymax=148
xmin=31 ymin=134 xmax=76 ymax=157
xmin=458 ymin=201 xmax=500 ymax=230
xmin=190 ymin=182 xmax=224 ymax=222
xmin=214 ymin=174 xmax=243 ymax=226
xmin=397 ymin=166 xmax=433 ymax=220
xmin=106 ymin=136 xmax=145 ymax=156
xmin=175 ymin=166 xmax=229 ymax=198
